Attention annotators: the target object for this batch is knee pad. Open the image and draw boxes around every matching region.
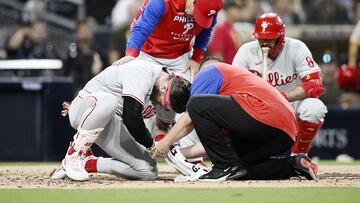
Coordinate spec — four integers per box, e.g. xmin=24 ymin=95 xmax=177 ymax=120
xmin=291 ymin=120 xmax=323 ymax=154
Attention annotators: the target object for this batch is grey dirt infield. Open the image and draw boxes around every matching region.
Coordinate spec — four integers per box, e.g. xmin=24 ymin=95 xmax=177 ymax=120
xmin=0 ymin=163 xmax=359 ymax=189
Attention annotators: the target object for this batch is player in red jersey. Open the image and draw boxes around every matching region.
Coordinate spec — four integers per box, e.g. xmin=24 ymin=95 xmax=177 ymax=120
xmin=112 ymin=0 xmax=224 ymax=180
xmin=113 ymin=0 xmax=223 ymax=80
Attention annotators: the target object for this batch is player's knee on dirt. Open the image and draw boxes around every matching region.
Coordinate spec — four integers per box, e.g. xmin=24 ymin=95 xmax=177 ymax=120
xmin=297 ymin=98 xmax=327 ymax=123
xmin=136 ymin=165 xmax=158 ymax=180
xmin=124 ymin=160 xmax=158 ymax=180
xmin=127 ymin=155 xmax=158 ymax=180
xmin=97 ymin=157 xmax=158 ymax=180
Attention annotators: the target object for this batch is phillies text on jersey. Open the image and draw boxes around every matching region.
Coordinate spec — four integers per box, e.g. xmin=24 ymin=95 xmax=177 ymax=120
xmin=232 ymin=38 xmax=321 ymax=93
xmin=126 ymin=0 xmax=216 ymax=58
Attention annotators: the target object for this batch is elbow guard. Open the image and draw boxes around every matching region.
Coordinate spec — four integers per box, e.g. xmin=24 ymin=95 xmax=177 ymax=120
xmin=301 ymin=72 xmax=324 ymax=98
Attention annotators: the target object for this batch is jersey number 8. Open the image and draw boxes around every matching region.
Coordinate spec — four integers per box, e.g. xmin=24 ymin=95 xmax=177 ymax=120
xmin=305 ymin=56 xmax=315 ymax=68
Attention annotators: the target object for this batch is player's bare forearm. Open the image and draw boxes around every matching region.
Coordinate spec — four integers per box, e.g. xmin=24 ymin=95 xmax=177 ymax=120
xmin=286 ymin=86 xmax=306 ymax=102
xmin=348 ymin=41 xmax=359 ymax=67
xmin=180 ymin=142 xmax=207 ymax=159
xmin=156 ymin=116 xmax=173 ymax=132
xmin=187 ymin=60 xmax=200 ymax=80
xmin=151 ymin=113 xmax=194 ymax=160
xmin=8 ymin=30 xmax=26 ymax=49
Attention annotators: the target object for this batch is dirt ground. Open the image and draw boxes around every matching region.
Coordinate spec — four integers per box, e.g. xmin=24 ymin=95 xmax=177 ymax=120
xmin=0 ymin=164 xmax=359 ymax=189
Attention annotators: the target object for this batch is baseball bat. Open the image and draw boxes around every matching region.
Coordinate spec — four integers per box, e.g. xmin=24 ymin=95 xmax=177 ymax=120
xmin=261 ymin=47 xmax=270 ymax=81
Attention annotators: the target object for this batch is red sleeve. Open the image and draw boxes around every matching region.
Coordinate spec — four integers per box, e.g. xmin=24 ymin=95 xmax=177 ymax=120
xmin=191 ymin=48 xmax=204 ymax=63
xmin=207 ymin=26 xmax=225 ymax=55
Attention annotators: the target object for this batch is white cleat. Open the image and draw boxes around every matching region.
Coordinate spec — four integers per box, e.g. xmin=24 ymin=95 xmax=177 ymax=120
xmin=50 ymin=160 xmax=67 ymax=180
xmin=63 ymin=154 xmax=89 ymax=181
xmin=174 ymin=166 xmax=208 ymax=182
xmin=165 ymin=145 xmax=209 ymax=181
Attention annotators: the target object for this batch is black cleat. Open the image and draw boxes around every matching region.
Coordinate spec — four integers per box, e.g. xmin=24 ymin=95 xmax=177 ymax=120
xmin=198 ymin=165 xmax=247 ymax=182
xmin=292 ymin=153 xmax=318 ymax=180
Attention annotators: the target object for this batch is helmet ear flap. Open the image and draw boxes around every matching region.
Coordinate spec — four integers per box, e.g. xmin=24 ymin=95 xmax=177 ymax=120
xmin=269 ymin=34 xmax=285 ymax=58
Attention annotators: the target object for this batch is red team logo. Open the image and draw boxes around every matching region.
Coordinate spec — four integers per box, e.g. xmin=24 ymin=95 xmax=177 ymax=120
xmin=142 ymin=105 xmax=156 ymax=119
xmin=305 ymin=56 xmax=315 ymax=68
xmin=171 ymin=15 xmax=194 ymax=41
xmin=267 ymin=72 xmax=298 ymax=87
xmin=249 ymin=55 xmax=315 ymax=87
xmin=250 ymin=70 xmax=298 ymax=87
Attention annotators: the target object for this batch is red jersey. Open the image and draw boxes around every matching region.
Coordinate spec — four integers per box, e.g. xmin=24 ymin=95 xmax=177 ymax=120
xmin=191 ymin=63 xmax=297 ymax=140
xmin=126 ymin=0 xmax=217 ymax=62
xmin=207 ymin=21 xmax=241 ymax=64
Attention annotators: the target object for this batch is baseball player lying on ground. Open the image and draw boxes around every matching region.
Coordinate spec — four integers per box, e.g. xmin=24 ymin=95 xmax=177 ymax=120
xmin=151 ymin=57 xmax=318 ymax=181
xmin=50 ymin=59 xmax=191 ymax=181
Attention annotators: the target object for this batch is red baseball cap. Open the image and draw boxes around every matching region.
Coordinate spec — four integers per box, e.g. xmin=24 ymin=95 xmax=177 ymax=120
xmin=194 ymin=0 xmax=223 ymax=28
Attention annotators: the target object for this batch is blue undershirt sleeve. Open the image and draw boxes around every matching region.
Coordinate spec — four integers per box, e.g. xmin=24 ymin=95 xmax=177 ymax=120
xmin=193 ymin=15 xmax=218 ymax=52
xmin=126 ymin=0 xmax=166 ymax=51
xmin=191 ymin=65 xmax=223 ymax=96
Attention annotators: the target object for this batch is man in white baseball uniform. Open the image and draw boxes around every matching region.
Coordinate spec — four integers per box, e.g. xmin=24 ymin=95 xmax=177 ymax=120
xmin=51 ymin=59 xmax=191 ymax=181
xmin=111 ymin=0 xmax=224 ymax=176
xmin=232 ymin=13 xmax=328 ymax=155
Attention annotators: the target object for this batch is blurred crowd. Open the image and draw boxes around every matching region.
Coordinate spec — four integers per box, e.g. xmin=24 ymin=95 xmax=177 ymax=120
xmin=0 ymin=0 xmax=360 ymax=108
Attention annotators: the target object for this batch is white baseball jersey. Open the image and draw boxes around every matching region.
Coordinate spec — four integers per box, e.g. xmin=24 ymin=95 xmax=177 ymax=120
xmin=83 ymin=59 xmax=175 ymax=122
xmin=232 ymin=37 xmax=321 ymax=93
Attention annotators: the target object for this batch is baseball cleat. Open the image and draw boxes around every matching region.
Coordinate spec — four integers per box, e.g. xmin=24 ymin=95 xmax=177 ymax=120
xmin=292 ymin=153 xmax=318 ymax=180
xmin=173 ymin=165 xmax=209 ymax=182
xmin=50 ymin=160 xmax=67 ymax=180
xmin=198 ymin=165 xmax=247 ymax=182
xmin=50 ymin=151 xmax=98 ymax=180
xmin=63 ymin=153 xmax=89 ymax=181
xmin=165 ymin=145 xmax=192 ymax=176
xmin=165 ymin=145 xmax=209 ymax=177
xmin=174 ymin=174 xmax=189 ymax=182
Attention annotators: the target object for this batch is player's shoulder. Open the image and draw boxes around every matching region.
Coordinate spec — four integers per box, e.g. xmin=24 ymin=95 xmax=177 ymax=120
xmin=123 ymin=59 xmax=162 ymax=73
xmin=240 ymin=40 xmax=258 ymax=51
xmin=195 ymin=64 xmax=220 ymax=81
xmin=200 ymin=64 xmax=219 ymax=73
xmin=127 ymin=59 xmax=158 ymax=67
xmin=148 ymin=0 xmax=167 ymax=6
xmin=236 ymin=40 xmax=259 ymax=57
xmin=284 ymin=37 xmax=309 ymax=49
xmin=143 ymin=0 xmax=167 ymax=13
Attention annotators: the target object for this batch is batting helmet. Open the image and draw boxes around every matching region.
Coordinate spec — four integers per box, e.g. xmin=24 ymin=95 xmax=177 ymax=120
xmin=336 ymin=64 xmax=360 ymax=92
xmin=253 ymin=13 xmax=285 ymax=58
